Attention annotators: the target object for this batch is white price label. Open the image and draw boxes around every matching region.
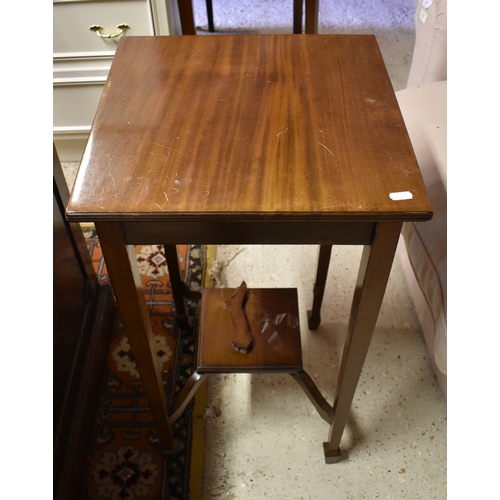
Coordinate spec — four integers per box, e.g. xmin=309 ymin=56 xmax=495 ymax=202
xmin=389 ymin=191 xmax=413 ymax=201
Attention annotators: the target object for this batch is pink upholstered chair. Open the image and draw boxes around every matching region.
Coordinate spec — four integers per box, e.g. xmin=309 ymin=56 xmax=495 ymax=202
xmin=397 ymin=0 xmax=447 ymax=397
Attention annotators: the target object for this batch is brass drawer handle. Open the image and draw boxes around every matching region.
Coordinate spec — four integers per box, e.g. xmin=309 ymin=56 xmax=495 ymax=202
xmin=89 ymin=23 xmax=130 ymax=39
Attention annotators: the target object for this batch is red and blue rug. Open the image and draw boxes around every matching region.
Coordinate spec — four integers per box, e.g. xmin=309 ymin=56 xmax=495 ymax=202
xmin=80 ymin=228 xmax=206 ymax=500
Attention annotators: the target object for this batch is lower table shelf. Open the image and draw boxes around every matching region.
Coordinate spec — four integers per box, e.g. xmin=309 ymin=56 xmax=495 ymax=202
xmin=169 ymin=284 xmax=333 ymax=425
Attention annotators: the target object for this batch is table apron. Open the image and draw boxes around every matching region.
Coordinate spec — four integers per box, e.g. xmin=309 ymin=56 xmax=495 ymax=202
xmin=121 ymin=220 xmax=377 ymax=245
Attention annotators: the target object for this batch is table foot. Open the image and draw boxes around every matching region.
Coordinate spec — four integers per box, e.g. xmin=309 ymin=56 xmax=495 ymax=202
xmin=323 ymin=443 xmax=342 ymax=464
xmin=307 ymin=309 xmax=321 ymax=330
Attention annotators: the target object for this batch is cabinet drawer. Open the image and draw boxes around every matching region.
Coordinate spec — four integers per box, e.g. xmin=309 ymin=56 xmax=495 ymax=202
xmin=53 ymin=83 xmax=105 ymax=131
xmin=53 ymin=0 xmax=155 ymax=56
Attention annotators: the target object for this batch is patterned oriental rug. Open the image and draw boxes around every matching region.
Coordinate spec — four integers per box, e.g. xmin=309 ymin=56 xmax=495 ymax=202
xmin=79 ymin=228 xmax=207 ymax=500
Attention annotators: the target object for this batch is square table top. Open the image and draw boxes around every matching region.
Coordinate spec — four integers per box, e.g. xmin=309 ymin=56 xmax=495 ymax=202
xmin=66 ymin=35 xmax=432 ymax=223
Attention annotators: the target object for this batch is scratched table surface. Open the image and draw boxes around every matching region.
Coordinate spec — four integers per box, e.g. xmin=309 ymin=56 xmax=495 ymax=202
xmin=67 ymin=35 xmax=432 ymax=223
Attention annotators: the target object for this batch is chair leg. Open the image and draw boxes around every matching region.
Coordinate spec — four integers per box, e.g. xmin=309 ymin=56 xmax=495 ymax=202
xmin=206 ymin=0 xmax=215 ymax=32
xmin=177 ymin=0 xmax=197 ymax=35
xmin=293 ymin=0 xmax=303 ymax=33
xmin=305 ymin=0 xmax=319 ymax=34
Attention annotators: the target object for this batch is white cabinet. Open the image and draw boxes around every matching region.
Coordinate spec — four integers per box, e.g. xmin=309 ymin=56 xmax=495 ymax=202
xmin=53 ymin=0 xmax=175 ymax=161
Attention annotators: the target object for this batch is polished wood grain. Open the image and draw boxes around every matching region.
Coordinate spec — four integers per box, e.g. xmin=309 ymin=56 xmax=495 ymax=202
xmin=67 ymin=35 xmax=431 ymax=223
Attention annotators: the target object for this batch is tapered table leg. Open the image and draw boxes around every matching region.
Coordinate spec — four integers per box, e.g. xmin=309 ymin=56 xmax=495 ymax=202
xmin=323 ymin=221 xmax=402 ymax=463
xmin=95 ymin=222 xmax=175 ymax=452
xmin=308 ymin=244 xmax=332 ymax=330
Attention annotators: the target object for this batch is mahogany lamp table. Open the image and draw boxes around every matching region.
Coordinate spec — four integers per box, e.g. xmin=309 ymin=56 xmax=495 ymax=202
xmin=66 ymin=34 xmax=432 ymax=463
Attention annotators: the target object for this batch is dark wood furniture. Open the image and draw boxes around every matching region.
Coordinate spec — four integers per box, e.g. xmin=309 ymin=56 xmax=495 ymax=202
xmin=66 ymin=35 xmax=432 ymax=463
xmin=175 ymin=0 xmax=319 ymax=34
xmin=54 ymin=145 xmax=117 ymax=498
